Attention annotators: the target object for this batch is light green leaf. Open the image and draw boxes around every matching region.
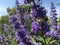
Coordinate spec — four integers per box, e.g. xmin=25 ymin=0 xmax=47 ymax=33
xmin=45 ymin=37 xmax=52 ymax=44
xmin=30 ymin=36 xmax=36 ymax=44
xmin=55 ymin=42 xmax=60 ymax=45
xmin=37 ymin=36 xmax=45 ymax=44
xmin=49 ymin=40 xmax=56 ymax=44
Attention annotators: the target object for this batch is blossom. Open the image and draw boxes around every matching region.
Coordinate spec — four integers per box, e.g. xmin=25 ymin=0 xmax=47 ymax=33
xmin=42 ymin=22 xmax=50 ymax=33
xmin=57 ymin=25 xmax=60 ymax=32
xmin=4 ymin=24 xmax=13 ymax=35
xmin=9 ymin=15 xmax=17 ymax=24
xmin=50 ymin=2 xmax=57 ymax=30
xmin=45 ymin=29 xmax=59 ymax=38
xmin=18 ymin=42 xmax=26 ymax=45
xmin=31 ymin=21 xmax=39 ymax=34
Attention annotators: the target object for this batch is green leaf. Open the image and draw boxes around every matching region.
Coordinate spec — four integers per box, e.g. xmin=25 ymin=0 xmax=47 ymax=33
xmin=49 ymin=40 xmax=56 ymax=44
xmin=45 ymin=37 xmax=52 ymax=44
xmin=10 ymin=38 xmax=17 ymax=45
xmin=55 ymin=42 xmax=60 ymax=45
xmin=37 ymin=36 xmax=45 ymax=44
xmin=30 ymin=36 xmax=36 ymax=44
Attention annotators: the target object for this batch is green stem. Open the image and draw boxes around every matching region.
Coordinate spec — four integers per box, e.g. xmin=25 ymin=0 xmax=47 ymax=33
xmin=30 ymin=36 xmax=36 ymax=44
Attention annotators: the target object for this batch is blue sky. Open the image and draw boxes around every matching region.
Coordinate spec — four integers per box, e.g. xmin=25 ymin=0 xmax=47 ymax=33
xmin=0 ymin=0 xmax=60 ymax=17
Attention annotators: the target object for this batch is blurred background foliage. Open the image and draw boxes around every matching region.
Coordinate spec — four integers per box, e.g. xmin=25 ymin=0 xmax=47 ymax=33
xmin=7 ymin=4 xmax=31 ymax=15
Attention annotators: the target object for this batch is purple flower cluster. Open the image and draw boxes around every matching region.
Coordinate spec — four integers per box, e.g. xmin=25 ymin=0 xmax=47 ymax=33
xmin=4 ymin=24 xmax=13 ymax=35
xmin=9 ymin=0 xmax=27 ymax=30
xmin=29 ymin=0 xmax=50 ymax=34
xmin=24 ymin=0 xmax=46 ymax=18
xmin=7 ymin=0 xmax=34 ymax=45
xmin=50 ymin=2 xmax=57 ymax=30
xmin=45 ymin=2 xmax=60 ymax=39
xmin=57 ymin=25 xmax=60 ymax=32
xmin=31 ymin=20 xmax=39 ymax=34
xmin=31 ymin=5 xmax=46 ymax=18
xmin=45 ymin=29 xmax=60 ymax=39
xmin=15 ymin=29 xmax=33 ymax=45
xmin=42 ymin=22 xmax=50 ymax=33
xmin=0 ymin=34 xmax=6 ymax=45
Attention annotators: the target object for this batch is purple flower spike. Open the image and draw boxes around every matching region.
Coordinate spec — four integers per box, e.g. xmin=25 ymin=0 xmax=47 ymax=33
xmin=50 ymin=2 xmax=57 ymax=30
xmin=31 ymin=21 xmax=39 ymax=34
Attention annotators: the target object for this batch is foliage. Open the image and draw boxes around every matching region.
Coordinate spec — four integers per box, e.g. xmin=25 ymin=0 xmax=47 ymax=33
xmin=0 ymin=15 xmax=9 ymax=36
xmin=7 ymin=4 xmax=31 ymax=15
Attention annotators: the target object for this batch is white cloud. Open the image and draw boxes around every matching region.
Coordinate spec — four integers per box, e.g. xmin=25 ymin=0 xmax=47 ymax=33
xmin=57 ymin=10 xmax=60 ymax=17
xmin=0 ymin=6 xmax=7 ymax=17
